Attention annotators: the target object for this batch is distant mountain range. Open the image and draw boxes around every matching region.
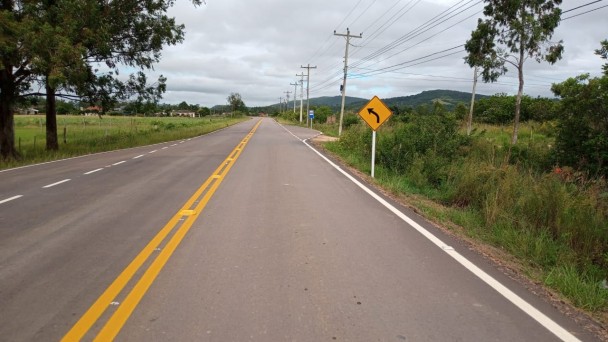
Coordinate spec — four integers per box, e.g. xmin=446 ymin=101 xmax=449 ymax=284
xmin=250 ymin=89 xmax=487 ymax=112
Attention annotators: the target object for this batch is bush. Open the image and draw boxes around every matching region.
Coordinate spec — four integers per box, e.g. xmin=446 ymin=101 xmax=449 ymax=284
xmin=376 ymin=114 xmax=468 ymax=186
xmin=552 ymin=74 xmax=608 ymax=178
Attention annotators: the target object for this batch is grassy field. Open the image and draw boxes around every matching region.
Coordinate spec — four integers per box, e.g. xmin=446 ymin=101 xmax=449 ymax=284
xmin=2 ymin=115 xmax=248 ymax=170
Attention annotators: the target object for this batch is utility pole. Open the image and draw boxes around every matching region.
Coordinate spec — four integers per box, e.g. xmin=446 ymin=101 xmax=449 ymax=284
xmin=278 ymin=97 xmax=283 ymax=113
xmin=296 ymin=72 xmax=305 ymax=123
xmin=301 ymin=64 xmax=317 ymax=126
xmin=284 ymin=91 xmax=291 ymax=112
xmin=290 ymin=82 xmax=298 ymax=113
xmin=334 ymin=28 xmax=362 ymax=136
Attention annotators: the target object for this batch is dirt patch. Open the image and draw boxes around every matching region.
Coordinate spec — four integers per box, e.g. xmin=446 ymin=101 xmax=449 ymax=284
xmin=311 ymin=134 xmax=339 ymax=143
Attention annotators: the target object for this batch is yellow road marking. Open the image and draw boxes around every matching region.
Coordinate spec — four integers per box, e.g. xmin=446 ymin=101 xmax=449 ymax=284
xmin=180 ymin=210 xmax=196 ymax=216
xmin=62 ymin=119 xmax=262 ymax=341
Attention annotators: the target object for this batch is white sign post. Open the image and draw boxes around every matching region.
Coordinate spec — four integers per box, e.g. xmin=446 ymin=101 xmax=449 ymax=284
xmin=371 ymin=131 xmax=377 ymax=178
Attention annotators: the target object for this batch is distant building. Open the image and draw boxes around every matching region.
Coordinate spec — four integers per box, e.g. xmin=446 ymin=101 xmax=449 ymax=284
xmin=171 ymin=110 xmax=196 ymax=118
xmin=18 ymin=108 xmax=39 ymax=115
xmin=82 ymin=106 xmax=103 ymax=116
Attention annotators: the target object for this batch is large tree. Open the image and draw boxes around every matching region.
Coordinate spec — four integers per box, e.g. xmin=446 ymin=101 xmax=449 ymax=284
xmin=464 ymin=0 xmax=564 ymax=144
xmin=0 ymin=0 xmax=200 ymax=158
xmin=227 ymin=92 xmax=246 ymax=113
xmin=0 ymin=1 xmax=34 ymax=158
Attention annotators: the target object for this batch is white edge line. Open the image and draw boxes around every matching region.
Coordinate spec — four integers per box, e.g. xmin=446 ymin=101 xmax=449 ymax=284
xmin=0 ymin=195 xmax=23 ymax=204
xmin=281 ymin=124 xmax=581 ymax=342
xmin=84 ymin=168 xmax=104 ymax=175
xmin=43 ymin=179 xmax=71 ymax=189
xmin=112 ymin=161 xmax=126 ymax=166
xmin=161 ymin=147 xmax=169 ymax=150
xmin=149 ymin=150 xmax=158 ymax=154
xmin=133 ymin=155 xmax=145 ymax=159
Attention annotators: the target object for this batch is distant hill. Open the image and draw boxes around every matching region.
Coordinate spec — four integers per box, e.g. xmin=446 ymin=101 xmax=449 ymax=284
xmin=307 ymin=96 xmax=367 ymax=108
xmin=281 ymin=90 xmax=486 ymax=111
xmin=381 ymin=89 xmax=486 ymax=109
xmin=230 ymin=89 xmax=487 ymax=112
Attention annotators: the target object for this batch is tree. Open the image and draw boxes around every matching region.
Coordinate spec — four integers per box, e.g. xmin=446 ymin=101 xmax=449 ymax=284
xmin=596 ymin=39 xmax=608 ymax=75
xmin=227 ymin=92 xmax=246 ymax=113
xmin=465 ymin=0 xmax=564 ymax=144
xmin=552 ymin=74 xmax=608 ymax=177
xmin=551 ymin=44 xmax=608 ymax=177
xmin=198 ymin=107 xmax=211 ymax=117
xmin=312 ymin=105 xmax=333 ymax=124
xmin=0 ymin=0 xmax=200 ymax=158
xmin=1 ymin=1 xmax=34 ymax=158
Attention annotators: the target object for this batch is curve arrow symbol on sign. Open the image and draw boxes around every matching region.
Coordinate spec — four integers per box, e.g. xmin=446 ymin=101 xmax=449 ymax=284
xmin=367 ymin=108 xmax=380 ymax=123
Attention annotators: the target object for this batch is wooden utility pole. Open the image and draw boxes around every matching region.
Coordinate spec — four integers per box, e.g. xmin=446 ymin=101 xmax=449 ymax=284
xmin=290 ymin=82 xmax=298 ymax=113
xmin=334 ymin=28 xmax=362 ymax=136
xmin=300 ymin=64 xmax=317 ymax=126
xmin=284 ymin=91 xmax=291 ymax=113
xmin=296 ymin=72 xmax=305 ymax=123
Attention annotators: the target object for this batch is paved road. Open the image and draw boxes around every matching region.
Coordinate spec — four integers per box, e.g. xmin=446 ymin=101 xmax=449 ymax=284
xmin=0 ymin=118 xmax=600 ymax=341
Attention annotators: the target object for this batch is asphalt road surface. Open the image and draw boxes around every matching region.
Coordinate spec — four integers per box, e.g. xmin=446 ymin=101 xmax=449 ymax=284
xmin=0 ymin=118 xmax=601 ymax=341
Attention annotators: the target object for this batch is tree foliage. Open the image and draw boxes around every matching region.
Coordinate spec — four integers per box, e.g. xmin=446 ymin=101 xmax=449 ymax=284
xmin=227 ymin=93 xmax=246 ymax=113
xmin=464 ymin=0 xmax=564 ymax=144
xmin=596 ymin=39 xmax=608 ymax=75
xmin=0 ymin=0 xmax=200 ymax=158
xmin=552 ymin=73 xmax=608 ymax=178
xmin=473 ymin=94 xmax=558 ymax=124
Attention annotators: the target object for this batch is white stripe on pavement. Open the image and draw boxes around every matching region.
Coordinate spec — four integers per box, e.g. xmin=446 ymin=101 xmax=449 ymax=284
xmin=0 ymin=195 xmax=23 ymax=204
xmin=84 ymin=168 xmax=104 ymax=175
xmin=42 ymin=179 xmax=71 ymax=189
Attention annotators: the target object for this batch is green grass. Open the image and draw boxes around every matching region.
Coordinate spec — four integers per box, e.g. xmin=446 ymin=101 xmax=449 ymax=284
xmin=2 ymin=115 xmax=248 ymax=170
xmin=323 ymin=120 xmax=608 ymax=318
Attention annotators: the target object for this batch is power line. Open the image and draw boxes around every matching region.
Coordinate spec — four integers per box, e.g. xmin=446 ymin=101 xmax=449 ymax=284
xmin=350 ymin=0 xmax=480 ymax=69
xmin=348 ymin=0 xmax=378 ymax=28
xmin=353 ymin=8 xmax=480 ymax=71
xmin=352 ymin=45 xmax=464 ymax=78
xmin=562 ymin=0 xmax=603 ymax=13
xmin=562 ymin=3 xmax=608 ymax=20
xmin=310 ymin=0 xmax=479 ymax=94
xmin=335 ymin=0 xmax=365 ymax=31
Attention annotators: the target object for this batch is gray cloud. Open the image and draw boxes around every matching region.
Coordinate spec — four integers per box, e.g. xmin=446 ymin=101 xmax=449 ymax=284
xmin=143 ymin=0 xmax=607 ymax=107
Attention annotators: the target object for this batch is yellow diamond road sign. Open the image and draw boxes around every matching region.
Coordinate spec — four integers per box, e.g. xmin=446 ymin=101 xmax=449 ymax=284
xmin=358 ymin=95 xmax=392 ymax=131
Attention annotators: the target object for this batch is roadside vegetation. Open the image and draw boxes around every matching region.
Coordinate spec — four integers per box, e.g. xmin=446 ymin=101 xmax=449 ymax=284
xmin=277 ymin=62 xmax=608 ymax=319
xmin=1 ymin=115 xmax=247 ymax=170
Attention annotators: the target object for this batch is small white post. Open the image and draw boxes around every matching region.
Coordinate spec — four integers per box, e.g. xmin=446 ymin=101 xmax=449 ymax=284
xmin=371 ymin=130 xmax=376 ymax=178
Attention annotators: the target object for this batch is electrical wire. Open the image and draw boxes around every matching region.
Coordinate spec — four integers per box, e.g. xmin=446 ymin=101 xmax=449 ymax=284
xmin=562 ymin=4 xmax=608 ymax=20
xmin=350 ymin=0 xmax=480 ymax=68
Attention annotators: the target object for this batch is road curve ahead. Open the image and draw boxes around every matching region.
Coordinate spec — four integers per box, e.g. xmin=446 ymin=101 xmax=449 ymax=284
xmin=0 ymin=117 xmax=600 ymax=341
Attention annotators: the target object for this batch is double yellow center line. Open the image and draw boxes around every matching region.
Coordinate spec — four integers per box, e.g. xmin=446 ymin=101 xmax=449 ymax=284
xmin=62 ymin=119 xmax=262 ymax=341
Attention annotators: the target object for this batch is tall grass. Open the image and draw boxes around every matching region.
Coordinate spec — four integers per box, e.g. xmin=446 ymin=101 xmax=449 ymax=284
xmin=325 ymin=119 xmax=608 ymax=314
xmin=2 ymin=115 xmax=248 ymax=169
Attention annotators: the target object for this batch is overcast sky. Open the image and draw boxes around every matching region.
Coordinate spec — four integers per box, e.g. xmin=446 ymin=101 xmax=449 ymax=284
xmin=145 ymin=0 xmax=608 ymax=107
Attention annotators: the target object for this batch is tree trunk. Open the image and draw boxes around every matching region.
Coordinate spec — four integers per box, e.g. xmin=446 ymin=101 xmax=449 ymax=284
xmin=45 ymin=81 xmax=59 ymax=151
xmin=512 ymin=69 xmax=524 ymax=145
xmin=512 ymin=46 xmax=526 ymax=145
xmin=468 ymin=66 xmax=478 ymax=136
xmin=0 ymin=68 xmax=20 ymax=160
